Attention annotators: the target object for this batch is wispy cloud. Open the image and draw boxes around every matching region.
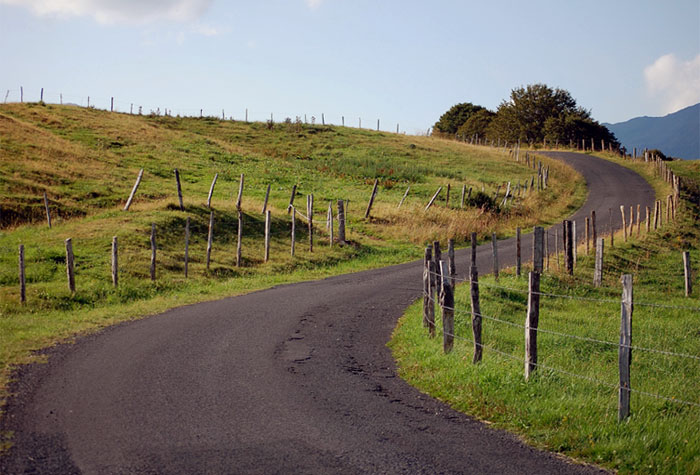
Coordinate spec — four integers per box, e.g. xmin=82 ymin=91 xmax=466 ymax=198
xmin=644 ymin=53 xmax=700 ymax=115
xmin=305 ymin=0 xmax=323 ymax=9
xmin=0 ymin=0 xmax=213 ymax=24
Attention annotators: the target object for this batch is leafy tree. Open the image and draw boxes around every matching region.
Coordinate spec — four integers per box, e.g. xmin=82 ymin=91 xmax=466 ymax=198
xmin=433 ymin=102 xmax=485 ymax=135
xmin=457 ymin=109 xmax=495 ymax=139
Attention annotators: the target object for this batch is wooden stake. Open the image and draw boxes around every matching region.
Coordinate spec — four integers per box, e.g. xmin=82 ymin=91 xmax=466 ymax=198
xmin=184 ymin=217 xmax=190 ymax=278
xmin=174 ymin=169 xmax=184 ymax=211
xmin=328 ymin=202 xmax=334 ymax=246
xmin=337 ymin=200 xmax=346 ymax=244
xmin=364 ymin=179 xmax=379 ymax=219
xmin=585 ymin=217 xmax=590 ymax=255
xmin=516 ymin=227 xmax=521 ymax=277
xmin=594 ymin=238 xmax=604 ymax=287
xmin=439 ymin=260 xmax=454 ymax=354
xmin=307 ymin=194 xmax=314 ymax=252
xmin=291 ymin=207 xmax=296 ymax=256
xmin=398 ymin=186 xmax=410 ymax=208
xmin=533 ymin=226 xmax=544 ymax=274
xmin=525 ymin=271 xmax=541 ymax=380
xmin=618 ymin=274 xmax=633 ymax=422
xmin=460 ymin=184 xmax=466 ymax=208
xmin=591 ymin=210 xmax=597 ymax=255
xmin=445 ymin=183 xmax=451 ymax=208
xmin=683 ymin=251 xmax=692 ymax=296
xmin=423 ymin=247 xmax=432 ymax=329
xmin=264 ymin=210 xmax=271 ymax=262
xmin=470 ymin=266 xmax=482 ymax=363
xmin=206 ymin=211 xmax=214 ymax=270
xmin=261 ymin=183 xmax=271 ymax=214
xmin=207 ymin=173 xmax=218 ymax=208
xmin=424 ymin=187 xmax=442 ymax=211
xmin=645 ymin=206 xmax=650 ymax=234
xmin=66 ymin=238 xmax=75 ymax=292
xmin=19 ymin=244 xmax=26 ymax=303
xmin=448 ymin=238 xmax=456 ymax=288
xmin=287 ymin=184 xmax=297 ymax=214
xmin=111 ymin=236 xmax=118 ymax=288
xmin=491 ymin=233 xmax=499 ymax=279
xmin=42 ymin=191 xmax=52 ymax=228
xmin=609 ymin=208 xmax=614 ymax=248
xmin=150 ymin=224 xmax=156 ymax=281
xmin=124 ymin=168 xmax=144 ymax=211
xmin=565 ymin=220 xmax=573 ymax=275
xmin=470 ymin=232 xmax=477 ymax=268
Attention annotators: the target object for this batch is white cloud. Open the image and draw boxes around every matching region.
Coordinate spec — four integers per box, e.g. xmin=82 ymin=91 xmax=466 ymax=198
xmin=0 ymin=0 xmax=212 ymax=24
xmin=644 ymin=53 xmax=700 ymax=115
xmin=306 ymin=0 xmax=323 ymax=9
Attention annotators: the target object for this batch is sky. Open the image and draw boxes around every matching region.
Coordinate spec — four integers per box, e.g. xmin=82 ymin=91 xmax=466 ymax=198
xmin=1 ymin=0 xmax=699 ymax=134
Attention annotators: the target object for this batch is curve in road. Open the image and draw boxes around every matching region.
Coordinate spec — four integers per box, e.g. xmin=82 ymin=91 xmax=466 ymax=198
xmin=1 ymin=152 xmax=655 ymax=474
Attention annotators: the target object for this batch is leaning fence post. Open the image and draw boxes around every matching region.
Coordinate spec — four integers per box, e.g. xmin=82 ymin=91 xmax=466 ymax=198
xmin=424 ymin=187 xmax=442 ymax=211
xmin=150 ymin=224 xmax=156 ymax=281
xmin=43 ymin=191 xmax=52 ymax=228
xmin=111 ymin=236 xmax=118 ymax=287
xmin=124 ymin=168 xmax=144 ymax=211
xmin=516 ymin=227 xmax=522 ymax=277
xmin=470 ymin=265 xmax=482 ymax=363
xmin=337 ymin=200 xmax=346 ymax=244
xmin=439 ymin=260 xmax=454 ymax=354
xmin=264 ymin=210 xmax=271 ymax=262
xmin=19 ymin=244 xmax=26 ymax=303
xmin=184 ymin=217 xmax=190 ymax=278
xmin=287 ymin=184 xmax=297 ymax=214
xmin=398 ymin=186 xmax=410 ymax=208
xmin=364 ymin=179 xmax=379 ymax=219
xmin=683 ymin=251 xmax=692 ymax=296
xmin=174 ymin=168 xmax=184 ymax=211
xmin=206 ymin=211 xmax=214 ymax=270
xmin=423 ymin=247 xmax=433 ymax=329
xmin=619 ymin=274 xmax=633 ymax=422
xmin=491 ymin=233 xmax=499 ymax=279
xmin=594 ymin=238 xmax=604 ymax=286
xmin=448 ymin=238 xmax=456 ymax=288
xmin=207 ymin=173 xmax=218 ymax=209
xmin=525 ymin=270 xmax=541 ymax=380
xmin=65 ymin=238 xmax=76 ymax=293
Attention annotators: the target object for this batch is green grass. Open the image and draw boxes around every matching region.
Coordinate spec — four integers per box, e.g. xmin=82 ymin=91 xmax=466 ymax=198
xmin=390 ymin=163 xmax=700 ymax=473
xmin=0 ymin=103 xmax=585 ymax=418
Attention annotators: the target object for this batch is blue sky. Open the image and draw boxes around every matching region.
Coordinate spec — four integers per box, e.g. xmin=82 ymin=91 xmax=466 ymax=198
xmin=1 ymin=0 xmax=698 ymax=134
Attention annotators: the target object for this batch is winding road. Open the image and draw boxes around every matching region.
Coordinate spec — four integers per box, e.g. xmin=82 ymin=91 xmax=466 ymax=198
xmin=1 ymin=152 xmax=655 ymax=474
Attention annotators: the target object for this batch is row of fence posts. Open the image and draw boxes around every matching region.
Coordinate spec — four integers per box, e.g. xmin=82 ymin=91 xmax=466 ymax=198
xmin=422 ymin=233 xmax=638 ymax=421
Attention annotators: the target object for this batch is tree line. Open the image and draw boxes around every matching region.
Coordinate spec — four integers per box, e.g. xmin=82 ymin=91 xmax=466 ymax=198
xmin=433 ymin=84 xmax=620 ymax=150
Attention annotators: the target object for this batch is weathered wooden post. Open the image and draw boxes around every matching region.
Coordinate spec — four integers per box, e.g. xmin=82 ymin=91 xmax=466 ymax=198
xmin=545 ymin=229 xmax=550 ymax=271
xmin=645 ymin=205 xmax=650 ymax=234
xmin=439 ymin=260 xmax=454 ymax=354
xmin=448 ymin=239 xmax=456 ymax=288
xmin=618 ymin=274 xmax=633 ymax=421
xmin=491 ymin=233 xmax=499 ymax=279
xmin=398 ymin=187 xmax=410 ymax=208
xmin=307 ymin=194 xmax=314 ymax=252
xmin=291 ymin=207 xmax=296 ymax=256
xmin=337 ymin=200 xmax=346 ymax=244
xmin=19 ymin=244 xmax=26 ymax=303
xmin=287 ymin=185 xmax=298 ymax=214
xmin=206 ymin=211 xmax=214 ymax=270
xmin=470 ymin=265 xmax=482 ymax=363
xmin=43 ymin=191 xmax=52 ymax=228
xmin=516 ymin=227 xmax=522 ymax=277
xmin=424 ymin=187 xmax=442 ymax=211
xmin=207 ymin=173 xmax=218 ymax=208
xmin=585 ymin=217 xmax=590 ymax=255
xmin=66 ymin=238 xmax=76 ymax=292
xmin=174 ymin=168 xmax=184 ymax=211
xmin=572 ymin=221 xmax=577 ymax=267
xmin=364 ymin=179 xmax=379 ymax=219
xmin=564 ymin=220 xmax=573 ymax=275
xmin=555 ymin=229 xmax=560 ymax=270
xmin=423 ymin=247 xmax=432 ymax=329
xmin=533 ymin=226 xmax=544 ymax=274
xmin=594 ymin=238 xmax=604 ymax=287
xmin=460 ymin=184 xmax=466 ymax=208
xmin=261 ymin=183 xmax=271 ymax=214
xmin=620 ymin=205 xmax=628 ymax=242
xmin=328 ymin=202 xmax=334 ymax=246
xmin=111 ymin=236 xmax=118 ymax=287
xmin=184 ymin=217 xmax=190 ymax=278
xmin=124 ymin=168 xmax=144 ymax=211
xmin=609 ymin=208 xmax=614 ymax=248
xmin=264 ymin=210 xmax=271 ymax=262
xmin=683 ymin=251 xmax=692 ymax=297
xmin=445 ymin=183 xmax=451 ymax=208
xmin=525 ymin=270 xmax=541 ymax=380
xmin=234 ymin=173 xmax=244 ymax=266
xmin=150 ymin=224 xmax=156 ymax=281
xmin=591 ymin=210 xmax=597 ymax=255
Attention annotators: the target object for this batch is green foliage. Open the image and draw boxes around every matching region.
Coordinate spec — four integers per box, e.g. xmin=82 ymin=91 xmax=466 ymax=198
xmin=433 ymin=102 xmax=486 ymax=135
xmin=456 ymin=109 xmax=496 ymax=139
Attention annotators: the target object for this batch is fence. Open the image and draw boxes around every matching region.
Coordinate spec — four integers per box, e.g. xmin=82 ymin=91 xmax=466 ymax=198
xmin=420 ymin=230 xmax=699 ymax=423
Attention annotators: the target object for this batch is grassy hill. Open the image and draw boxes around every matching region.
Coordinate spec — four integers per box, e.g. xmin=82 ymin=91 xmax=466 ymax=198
xmin=0 ymin=102 xmax=585 ymax=420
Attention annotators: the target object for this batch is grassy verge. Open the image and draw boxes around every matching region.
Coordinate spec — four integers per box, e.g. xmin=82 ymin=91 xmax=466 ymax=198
xmin=390 ymin=159 xmax=699 ymax=473
xmin=0 ymin=104 xmax=585 ymax=419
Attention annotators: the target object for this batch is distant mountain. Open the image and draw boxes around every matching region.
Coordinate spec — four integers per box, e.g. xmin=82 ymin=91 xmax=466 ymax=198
xmin=604 ymin=103 xmax=700 ymax=159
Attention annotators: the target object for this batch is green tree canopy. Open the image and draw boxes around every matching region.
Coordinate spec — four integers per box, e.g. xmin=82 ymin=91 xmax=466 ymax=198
xmin=457 ymin=109 xmax=496 ymax=139
xmin=433 ymin=102 xmax=485 ymax=135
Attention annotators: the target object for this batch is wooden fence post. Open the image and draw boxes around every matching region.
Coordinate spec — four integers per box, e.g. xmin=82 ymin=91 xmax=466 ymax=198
xmin=184 ymin=217 xmax=190 ymax=278
xmin=525 ymin=270 xmax=541 ymax=380
xmin=337 ymin=200 xmax=346 ymax=244
xmin=424 ymin=187 xmax=442 ymax=211
xmin=683 ymin=251 xmax=692 ymax=296
xmin=564 ymin=220 xmax=573 ymax=275
xmin=545 ymin=229 xmax=550 ymax=271
xmin=206 ymin=211 xmax=214 ymax=270
xmin=66 ymin=238 xmax=76 ymax=293
xmin=555 ymin=229 xmax=560 ymax=270
xmin=423 ymin=247 xmax=432 ymax=329
xmin=264 ymin=210 xmax=271 ymax=262
xmin=470 ymin=265 xmax=482 ymax=363
xmin=307 ymin=194 xmax=314 ymax=252
xmin=174 ymin=169 xmax=184 ymax=211
xmin=19 ymin=244 xmax=26 ymax=303
xmin=43 ymin=192 xmax=52 ymax=228
xmin=259 ymin=183 xmax=271 ymax=214
xmin=591 ymin=210 xmax=597 ymax=255
xmin=594 ymin=238 xmax=604 ymax=286
xmin=398 ymin=186 xmax=410 ymax=208
xmin=111 ymin=236 xmax=118 ymax=287
xmin=470 ymin=232 xmax=477 ymax=268
xmin=124 ymin=168 xmax=144 ymax=211
xmin=291 ymin=207 xmax=296 ymax=256
xmin=207 ymin=173 xmax=218 ymax=208
xmin=628 ymin=205 xmax=634 ymax=237
xmin=645 ymin=206 xmax=650 ymax=234
xmin=491 ymin=233 xmax=499 ymax=279
xmin=364 ymin=179 xmax=379 ymax=219
xmin=150 ymin=224 xmax=156 ymax=281
xmin=236 ymin=174 xmax=244 ymax=267
xmin=445 ymin=183 xmax=451 ymax=208
xmin=328 ymin=202 xmax=334 ymax=246
xmin=585 ymin=217 xmax=590 ymax=255
xmin=287 ymin=184 xmax=297 ymax=214
xmin=516 ymin=227 xmax=522 ymax=277
xmin=533 ymin=226 xmax=544 ymax=274
xmin=460 ymin=184 xmax=466 ymax=208
xmin=448 ymin=238 xmax=456 ymax=288
xmin=619 ymin=274 xmax=633 ymax=421
xmin=572 ymin=221 xmax=577 ymax=267
xmin=440 ymin=260 xmax=454 ymax=354
xmin=620 ymin=205 xmax=627 ymax=242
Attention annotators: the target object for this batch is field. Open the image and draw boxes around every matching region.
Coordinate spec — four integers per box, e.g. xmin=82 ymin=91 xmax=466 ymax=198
xmin=0 ymin=103 xmax=584 ymax=410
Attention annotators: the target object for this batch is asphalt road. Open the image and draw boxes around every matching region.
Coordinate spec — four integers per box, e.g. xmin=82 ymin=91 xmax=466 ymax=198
xmin=1 ymin=152 xmax=655 ymax=474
